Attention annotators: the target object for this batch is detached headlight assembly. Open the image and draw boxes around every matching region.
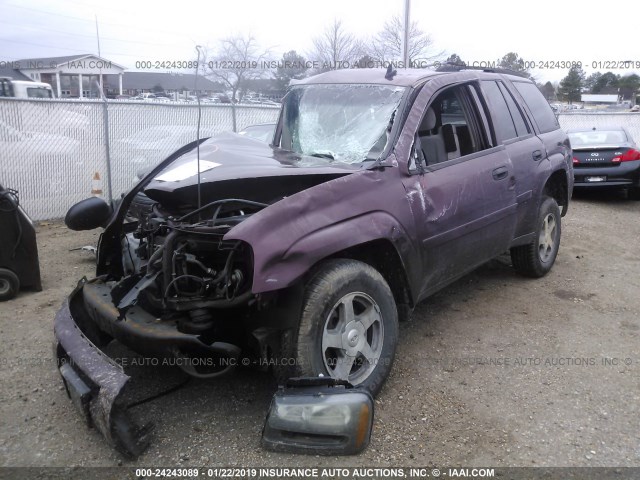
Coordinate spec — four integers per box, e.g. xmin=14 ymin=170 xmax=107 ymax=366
xmin=262 ymin=377 xmax=374 ymax=455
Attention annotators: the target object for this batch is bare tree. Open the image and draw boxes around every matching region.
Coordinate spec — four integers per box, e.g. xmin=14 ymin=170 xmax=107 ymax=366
xmin=204 ymin=34 xmax=271 ymax=103
xmin=368 ymin=16 xmax=442 ymax=66
xmin=309 ymin=19 xmax=362 ymax=70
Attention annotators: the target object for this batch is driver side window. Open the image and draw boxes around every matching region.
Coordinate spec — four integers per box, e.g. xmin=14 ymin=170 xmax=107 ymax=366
xmin=416 ymin=84 xmax=489 ymax=168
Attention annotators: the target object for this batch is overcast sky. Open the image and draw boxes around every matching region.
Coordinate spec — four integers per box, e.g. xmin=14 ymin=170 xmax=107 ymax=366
xmin=1 ymin=0 xmax=638 ymax=83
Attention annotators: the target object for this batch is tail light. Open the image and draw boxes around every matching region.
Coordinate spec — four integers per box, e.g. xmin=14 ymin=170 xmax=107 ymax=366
xmin=572 ymin=157 xmax=580 ymax=165
xmin=612 ymin=148 xmax=640 ymax=163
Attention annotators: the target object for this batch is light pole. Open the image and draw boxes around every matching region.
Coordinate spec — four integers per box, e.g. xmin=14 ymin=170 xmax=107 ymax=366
xmin=403 ymin=0 xmax=410 ymax=68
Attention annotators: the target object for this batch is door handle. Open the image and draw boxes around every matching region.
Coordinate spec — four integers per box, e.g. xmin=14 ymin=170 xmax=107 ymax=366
xmin=492 ymin=166 xmax=508 ymax=180
xmin=532 ymin=150 xmax=543 ymax=161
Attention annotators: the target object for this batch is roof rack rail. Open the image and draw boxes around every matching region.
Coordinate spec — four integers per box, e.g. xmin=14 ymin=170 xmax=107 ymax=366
xmin=435 ymin=63 xmax=530 ymax=78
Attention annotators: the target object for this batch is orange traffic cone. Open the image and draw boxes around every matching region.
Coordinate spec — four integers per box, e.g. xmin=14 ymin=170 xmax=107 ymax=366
xmin=91 ymin=172 xmax=103 ymax=197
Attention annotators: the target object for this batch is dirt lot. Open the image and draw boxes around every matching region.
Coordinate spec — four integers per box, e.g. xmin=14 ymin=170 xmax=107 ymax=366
xmin=1 ymin=190 xmax=639 ymax=468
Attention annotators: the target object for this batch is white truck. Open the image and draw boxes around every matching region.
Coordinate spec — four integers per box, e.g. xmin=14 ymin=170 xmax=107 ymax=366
xmin=0 ymin=77 xmax=54 ymax=98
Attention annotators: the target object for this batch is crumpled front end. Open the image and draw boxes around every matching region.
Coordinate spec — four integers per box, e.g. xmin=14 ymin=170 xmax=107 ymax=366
xmin=53 ymin=189 xmax=277 ymax=457
xmin=53 ymin=283 xmax=153 ymax=458
xmin=53 ymin=271 xmax=249 ymax=458
xmin=53 ymin=134 xmax=362 ymax=458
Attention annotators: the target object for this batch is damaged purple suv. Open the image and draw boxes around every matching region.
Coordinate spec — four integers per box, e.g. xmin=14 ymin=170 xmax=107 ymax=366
xmin=55 ymin=67 xmax=572 ymax=456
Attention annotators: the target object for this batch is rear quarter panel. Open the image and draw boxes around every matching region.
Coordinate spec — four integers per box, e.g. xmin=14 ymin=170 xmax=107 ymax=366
xmin=537 ymin=128 xmax=573 ymax=213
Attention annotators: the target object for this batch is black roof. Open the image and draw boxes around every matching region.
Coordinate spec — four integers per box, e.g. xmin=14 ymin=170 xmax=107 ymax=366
xmin=293 ymin=67 xmax=529 ymax=87
xmin=12 ymin=54 xmax=126 ymax=70
xmin=114 ymin=72 xmax=223 ymax=91
xmin=294 ymin=68 xmax=442 ymax=87
xmin=0 ymin=65 xmax=32 ymax=81
xmin=13 ymin=54 xmax=90 ymax=67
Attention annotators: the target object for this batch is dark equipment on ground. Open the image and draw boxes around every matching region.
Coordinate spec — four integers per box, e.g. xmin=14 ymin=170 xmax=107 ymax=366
xmin=0 ymin=185 xmax=42 ymax=301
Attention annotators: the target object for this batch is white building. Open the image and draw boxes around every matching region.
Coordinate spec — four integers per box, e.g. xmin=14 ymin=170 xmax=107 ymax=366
xmin=581 ymin=94 xmax=619 ymax=104
xmin=10 ymin=54 xmax=126 ymax=98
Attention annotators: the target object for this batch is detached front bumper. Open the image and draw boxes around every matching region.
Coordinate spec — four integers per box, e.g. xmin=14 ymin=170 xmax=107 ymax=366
xmin=53 ymin=279 xmax=243 ymax=457
xmin=53 ymin=285 xmax=153 ymax=458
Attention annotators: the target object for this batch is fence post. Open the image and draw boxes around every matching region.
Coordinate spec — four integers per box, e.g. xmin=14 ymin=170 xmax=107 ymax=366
xmin=94 ymin=80 xmax=113 ymax=204
xmin=100 ymin=89 xmax=114 ymax=202
xmin=232 ymin=103 xmax=237 ymax=132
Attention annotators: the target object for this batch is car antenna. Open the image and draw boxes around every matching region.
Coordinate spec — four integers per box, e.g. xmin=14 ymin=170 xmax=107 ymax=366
xmin=194 ymin=45 xmax=204 ymax=210
xmin=385 ymin=64 xmax=397 ymax=80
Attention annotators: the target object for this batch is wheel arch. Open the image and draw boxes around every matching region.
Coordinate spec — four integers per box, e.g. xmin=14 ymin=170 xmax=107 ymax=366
xmin=543 ymin=168 xmax=570 ymax=217
xmin=238 ymin=210 xmax=419 ymax=304
xmin=250 ymin=238 xmax=414 ymax=382
xmin=322 ymin=239 xmax=415 ymax=321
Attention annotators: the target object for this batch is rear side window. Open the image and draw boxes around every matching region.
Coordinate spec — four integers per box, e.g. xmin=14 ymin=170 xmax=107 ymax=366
xmin=498 ymin=82 xmax=529 ymax=137
xmin=480 ymin=81 xmax=517 ymax=142
xmin=513 ymin=81 xmax=559 ymax=133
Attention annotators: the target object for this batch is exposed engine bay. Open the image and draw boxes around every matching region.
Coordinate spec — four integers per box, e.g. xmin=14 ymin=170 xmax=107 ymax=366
xmin=54 ymin=134 xmax=362 ymax=457
xmin=85 ymin=194 xmax=267 ymax=379
xmin=63 ymin=134 xmax=358 ymax=386
xmin=120 ymin=196 xmax=262 ymax=332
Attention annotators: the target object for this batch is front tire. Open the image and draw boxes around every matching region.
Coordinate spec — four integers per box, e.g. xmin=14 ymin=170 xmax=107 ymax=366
xmin=294 ymin=259 xmax=398 ymax=396
xmin=510 ymin=196 xmax=561 ymax=278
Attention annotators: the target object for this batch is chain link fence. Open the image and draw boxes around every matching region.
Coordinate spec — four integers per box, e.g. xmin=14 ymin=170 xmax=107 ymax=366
xmin=1 ymin=99 xmax=639 ymax=221
xmin=0 ymin=98 xmax=280 ymax=220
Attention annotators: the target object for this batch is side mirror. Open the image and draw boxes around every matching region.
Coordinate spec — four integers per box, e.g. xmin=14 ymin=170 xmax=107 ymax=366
xmin=65 ymin=197 xmax=112 ymax=231
xmin=262 ymin=377 xmax=374 ymax=455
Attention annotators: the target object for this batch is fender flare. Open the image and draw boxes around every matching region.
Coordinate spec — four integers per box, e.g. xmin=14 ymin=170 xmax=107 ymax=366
xmin=238 ymin=210 xmax=414 ymax=294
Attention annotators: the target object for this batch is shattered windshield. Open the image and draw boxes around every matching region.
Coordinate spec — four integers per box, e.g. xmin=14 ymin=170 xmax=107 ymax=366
xmin=280 ymin=84 xmax=406 ymax=164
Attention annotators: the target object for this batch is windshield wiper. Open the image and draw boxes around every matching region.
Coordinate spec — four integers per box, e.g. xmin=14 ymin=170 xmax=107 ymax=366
xmin=308 ymin=152 xmax=335 ymax=160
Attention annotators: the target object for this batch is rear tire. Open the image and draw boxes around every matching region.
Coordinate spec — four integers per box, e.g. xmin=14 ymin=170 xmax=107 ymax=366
xmin=294 ymin=259 xmax=398 ymax=396
xmin=511 ymin=196 xmax=561 ymax=278
xmin=0 ymin=268 xmax=20 ymax=301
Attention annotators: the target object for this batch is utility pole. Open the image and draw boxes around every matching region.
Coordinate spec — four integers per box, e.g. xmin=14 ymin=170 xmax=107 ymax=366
xmin=95 ymin=15 xmax=103 ymax=92
xmin=95 ymin=15 xmax=101 ymax=58
xmin=403 ymin=0 xmax=410 ymax=68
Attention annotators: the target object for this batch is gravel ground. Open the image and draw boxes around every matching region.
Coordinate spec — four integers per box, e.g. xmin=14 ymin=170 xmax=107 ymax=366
xmin=0 ymin=190 xmax=639 ymax=468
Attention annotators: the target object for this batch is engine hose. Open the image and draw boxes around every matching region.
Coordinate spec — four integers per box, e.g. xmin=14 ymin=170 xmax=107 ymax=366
xmin=177 ymin=198 xmax=268 ymax=222
xmin=166 ymin=290 xmax=253 ymax=310
xmin=162 ymin=230 xmax=182 ymax=293
xmin=185 ymin=256 xmax=209 ymax=273
xmin=146 ymin=243 xmax=165 ymax=273
xmin=164 ymin=274 xmax=205 ymax=298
